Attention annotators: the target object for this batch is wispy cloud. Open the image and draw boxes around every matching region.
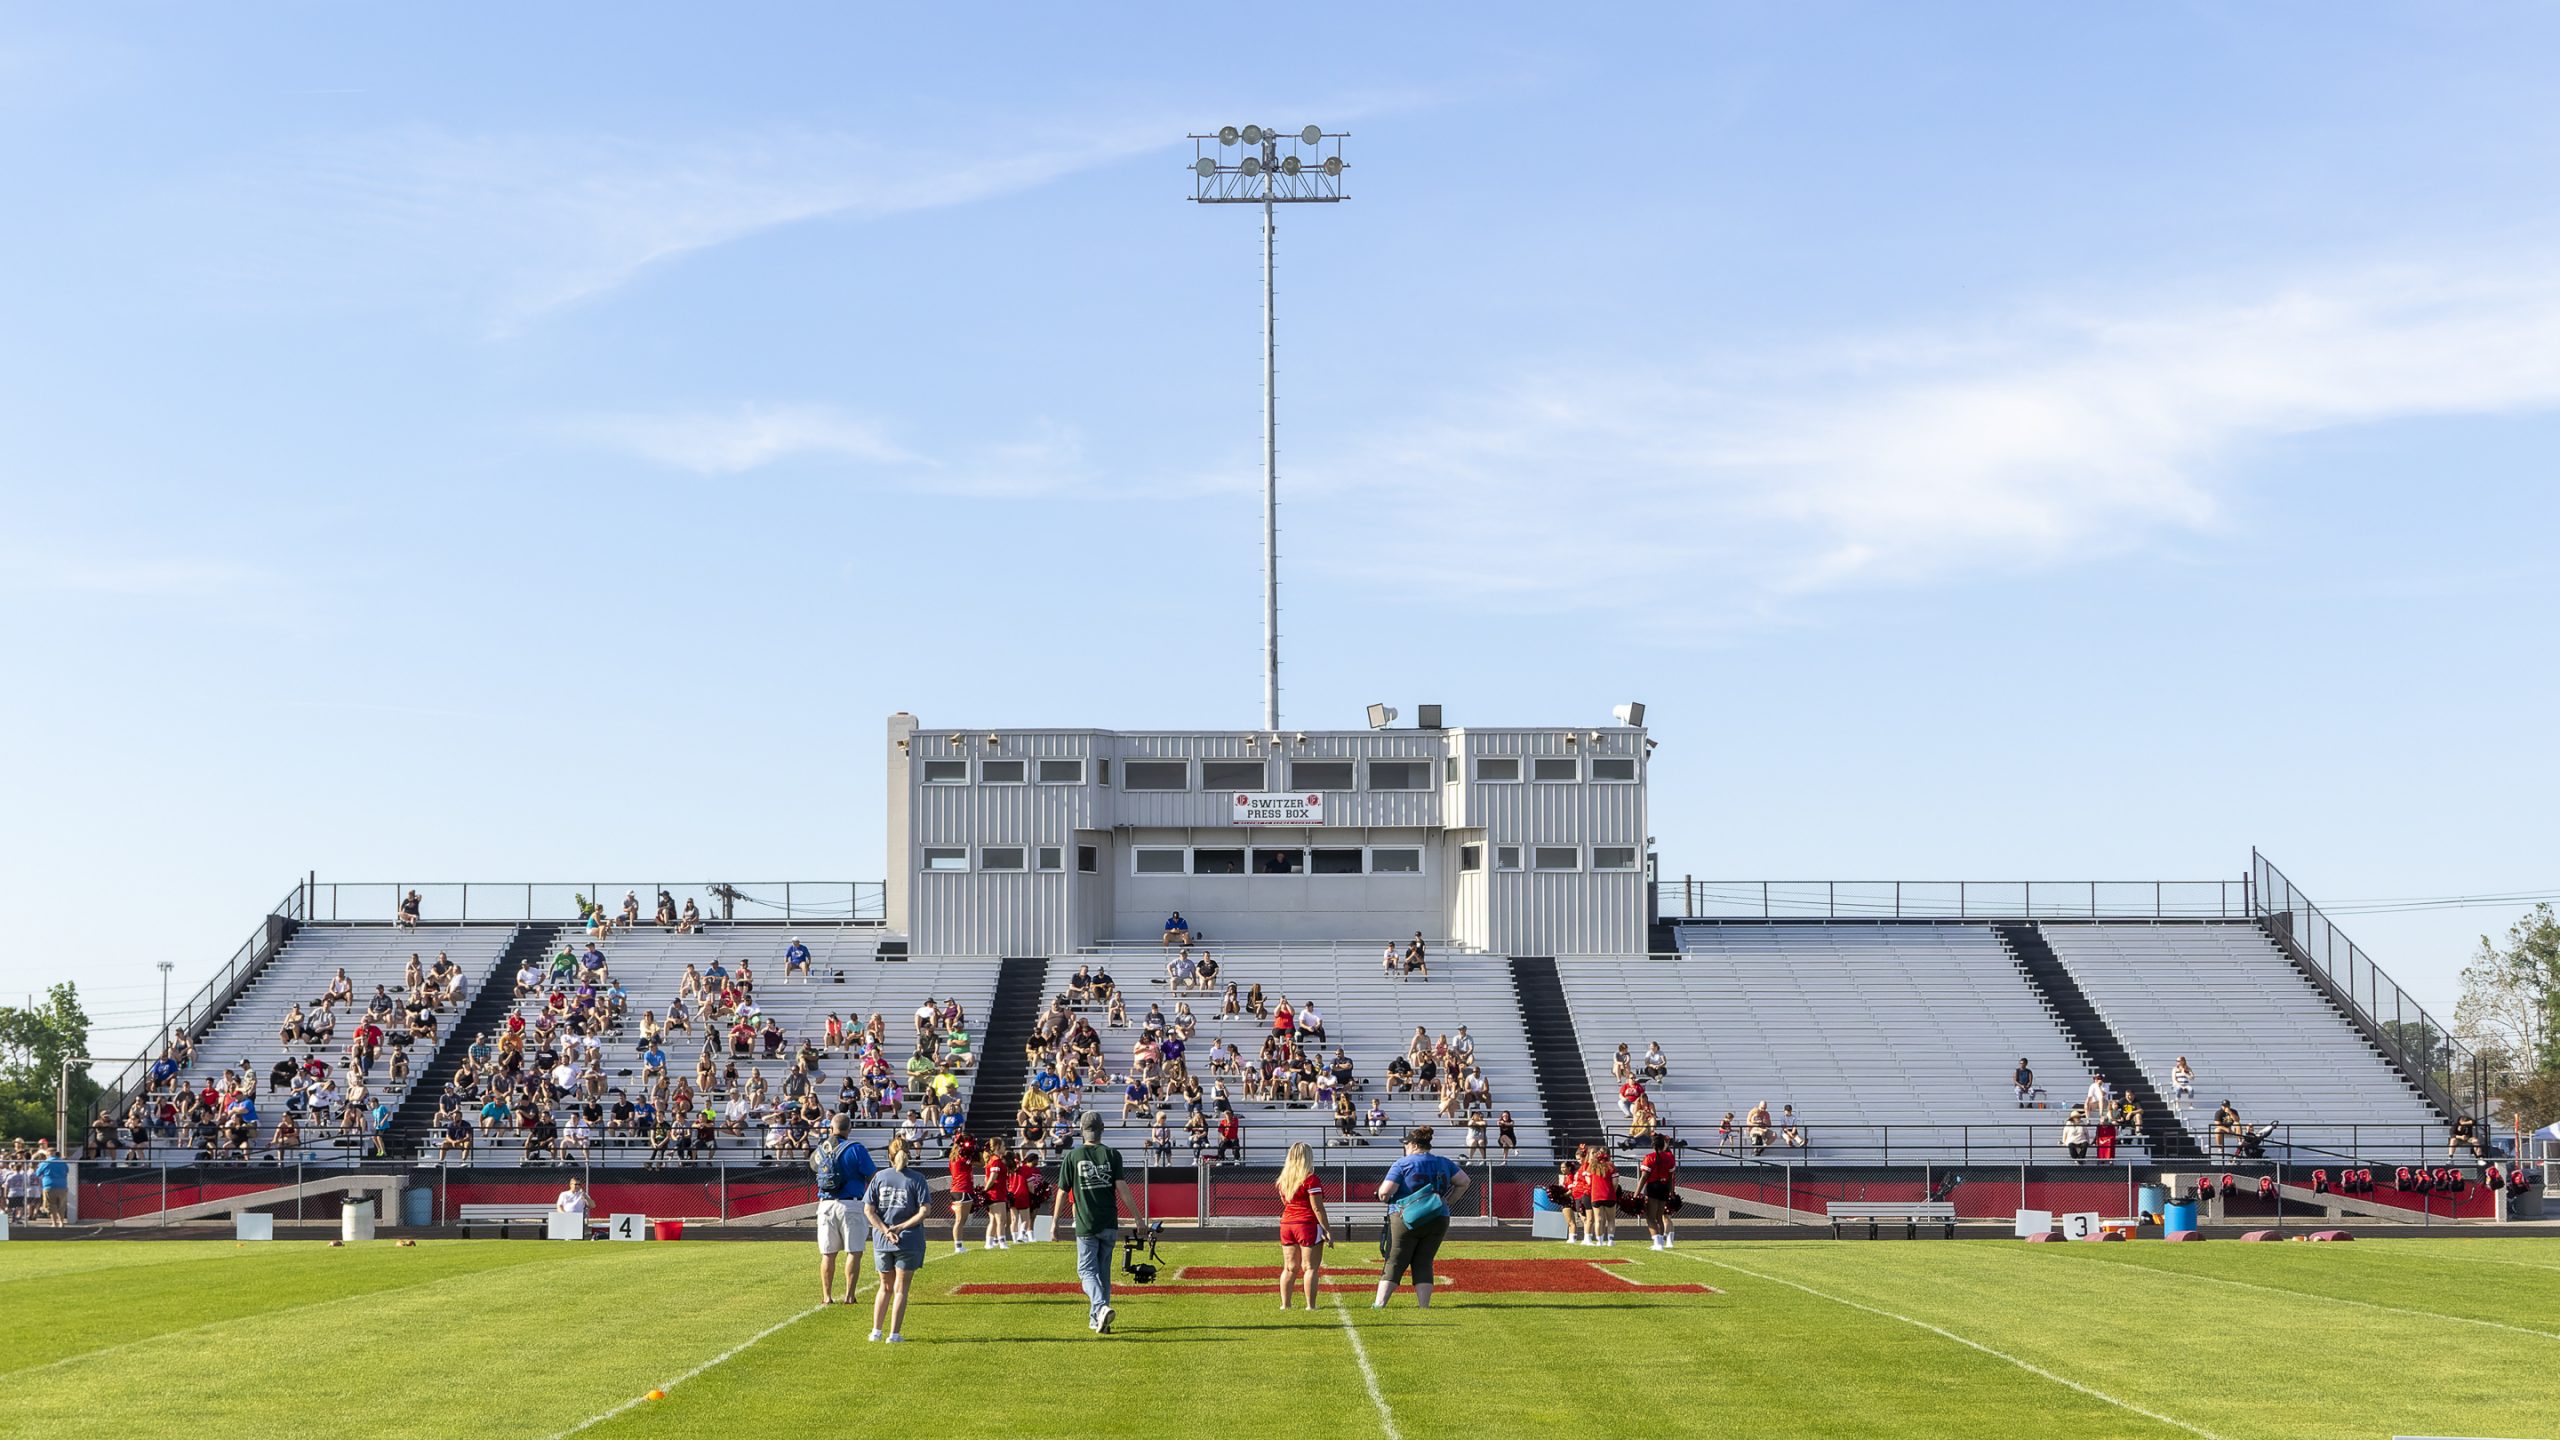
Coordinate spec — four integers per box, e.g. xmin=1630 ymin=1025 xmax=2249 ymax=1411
xmin=1298 ymin=260 xmax=2560 ymax=626
xmin=196 ymin=123 xmax=1172 ymax=333
xmin=562 ymin=403 xmax=918 ymax=476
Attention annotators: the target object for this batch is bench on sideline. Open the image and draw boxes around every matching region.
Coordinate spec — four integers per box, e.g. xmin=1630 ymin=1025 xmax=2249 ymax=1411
xmin=1825 ymin=1200 xmax=1957 ymax=1239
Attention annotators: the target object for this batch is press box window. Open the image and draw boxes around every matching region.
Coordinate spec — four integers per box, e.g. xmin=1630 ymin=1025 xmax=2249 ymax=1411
xmin=1458 ymin=844 xmax=1483 ymax=872
xmin=1531 ymin=757 xmax=1579 ymax=782
xmin=1371 ymin=848 xmax=1423 ymax=875
xmin=1202 ymin=760 xmax=1266 ymax=790
xmin=1037 ymin=759 xmax=1085 ymax=784
xmin=1592 ymin=846 xmax=1639 ymax=871
xmin=1132 ymin=848 xmax=1187 ymax=875
xmin=1590 ymin=758 xmax=1637 ymax=782
xmin=1253 ymin=848 xmax=1306 ymax=874
xmin=1310 ymin=848 xmax=1364 ymax=875
xmin=1533 ymin=846 xmax=1581 ymax=871
xmin=981 ymin=760 xmax=1026 ymax=784
xmin=1290 ymin=760 xmax=1354 ymax=790
xmin=980 ymin=847 xmax=1026 ymax=872
xmin=1368 ymin=761 xmax=1429 ymax=791
xmin=1123 ymin=760 xmax=1188 ymax=791
xmin=1495 ymin=846 xmax=1522 ymax=871
xmin=1077 ymin=846 xmax=1098 ymax=873
xmin=921 ymin=760 xmax=968 ymax=785
xmin=922 ymin=847 xmax=968 ymax=872
xmin=1476 ymin=757 xmax=1521 ymax=783
xmin=1037 ymin=847 xmax=1064 ymax=872
xmin=1193 ymin=848 xmax=1246 ymax=875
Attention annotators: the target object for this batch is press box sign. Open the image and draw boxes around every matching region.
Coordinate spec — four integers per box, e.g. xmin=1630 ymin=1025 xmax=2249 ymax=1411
xmin=1232 ymin=792 xmax=1325 ymax=826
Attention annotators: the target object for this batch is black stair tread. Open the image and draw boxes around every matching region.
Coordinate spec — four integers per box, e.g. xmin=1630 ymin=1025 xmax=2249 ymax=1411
xmin=960 ymin=957 xmax=1050 ymax=1140
xmin=1511 ymin=956 xmax=1604 ymax=1161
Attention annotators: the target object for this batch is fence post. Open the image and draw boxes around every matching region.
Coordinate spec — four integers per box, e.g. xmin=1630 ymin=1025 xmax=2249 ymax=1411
xmin=720 ymin=1164 xmax=728 ymax=1223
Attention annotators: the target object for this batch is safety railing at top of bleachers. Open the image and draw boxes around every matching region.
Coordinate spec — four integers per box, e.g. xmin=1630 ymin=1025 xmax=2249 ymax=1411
xmin=95 ymin=882 xmax=313 ymax=1121
xmin=1650 ymin=877 xmax=2251 ymax=921
xmin=298 ymin=880 xmax=888 ymax=926
xmin=2248 ymin=849 xmax=2486 ymax=1122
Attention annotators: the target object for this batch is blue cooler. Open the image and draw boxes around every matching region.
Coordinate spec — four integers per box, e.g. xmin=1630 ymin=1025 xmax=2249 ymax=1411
xmin=2139 ymin=1185 xmax=2168 ymax=1223
xmin=2164 ymin=1199 xmax=2199 ymax=1233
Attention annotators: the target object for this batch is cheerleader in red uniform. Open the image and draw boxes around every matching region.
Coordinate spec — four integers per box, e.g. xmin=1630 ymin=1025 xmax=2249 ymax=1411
xmin=946 ymin=1130 xmax=982 ymax=1254
xmin=1006 ymin=1153 xmax=1049 ymax=1243
xmin=1551 ymin=1157 xmax=1586 ymax=1246
xmin=980 ymin=1138 xmax=1016 ymax=1250
xmin=1638 ymin=1133 xmax=1680 ymax=1250
xmin=1578 ymin=1143 xmax=1621 ymax=1247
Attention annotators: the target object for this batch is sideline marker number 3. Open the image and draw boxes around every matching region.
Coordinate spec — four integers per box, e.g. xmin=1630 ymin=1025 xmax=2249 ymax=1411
xmin=2060 ymin=1212 xmax=2101 ymax=1241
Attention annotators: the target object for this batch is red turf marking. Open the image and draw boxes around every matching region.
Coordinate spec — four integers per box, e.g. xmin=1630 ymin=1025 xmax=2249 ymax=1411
xmin=953 ymin=1257 xmax=1711 ymax=1297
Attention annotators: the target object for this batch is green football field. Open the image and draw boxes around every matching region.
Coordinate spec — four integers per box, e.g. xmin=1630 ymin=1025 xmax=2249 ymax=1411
xmin=2 ymin=1234 xmax=2555 ymax=1439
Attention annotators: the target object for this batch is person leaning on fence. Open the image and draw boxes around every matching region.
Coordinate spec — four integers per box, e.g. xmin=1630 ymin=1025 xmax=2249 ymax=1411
xmin=1374 ymin=1125 xmax=1470 ymax=1309
xmin=813 ymin=1114 xmax=881 ymax=1306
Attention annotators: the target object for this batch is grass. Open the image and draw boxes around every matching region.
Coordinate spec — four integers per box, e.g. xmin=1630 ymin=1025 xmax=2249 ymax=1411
xmin=2 ymin=1234 xmax=2556 ymax=1439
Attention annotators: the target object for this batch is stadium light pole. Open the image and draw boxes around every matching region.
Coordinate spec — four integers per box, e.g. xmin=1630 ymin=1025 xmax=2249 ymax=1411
xmin=1189 ymin=124 xmax=1348 ymax=731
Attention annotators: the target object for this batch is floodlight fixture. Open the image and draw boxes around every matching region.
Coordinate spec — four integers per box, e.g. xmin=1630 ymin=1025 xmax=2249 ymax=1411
xmin=1184 ymin=123 xmax=1352 ymax=732
xmin=1367 ymin=703 xmax=1398 ymax=730
xmin=985 ymin=733 xmax=1002 ymax=749
xmin=1612 ymin=701 xmax=1646 ymax=728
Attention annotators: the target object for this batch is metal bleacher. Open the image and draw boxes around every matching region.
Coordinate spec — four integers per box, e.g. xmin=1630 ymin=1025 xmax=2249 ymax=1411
xmin=2039 ymin=921 xmax=2447 ymax=1157
xmin=462 ymin=926 xmax=1003 ymax=1165
xmin=136 ymin=923 xmax=515 ymax=1164
xmin=1556 ymin=924 xmax=2101 ymax=1163
xmin=1067 ymin=939 xmax=1549 ymax=1162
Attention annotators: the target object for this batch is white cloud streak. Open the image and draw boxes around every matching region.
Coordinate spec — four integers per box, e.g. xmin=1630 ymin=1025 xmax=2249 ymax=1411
xmin=1299 ymin=262 xmax=2560 ymax=626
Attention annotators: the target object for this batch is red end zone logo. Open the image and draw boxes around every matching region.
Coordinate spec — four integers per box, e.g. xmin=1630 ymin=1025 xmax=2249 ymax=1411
xmin=955 ymin=1257 xmax=1714 ymax=1297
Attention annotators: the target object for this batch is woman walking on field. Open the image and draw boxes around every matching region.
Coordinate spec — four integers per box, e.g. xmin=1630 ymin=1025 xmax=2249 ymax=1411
xmin=1275 ymin=1141 xmax=1332 ymax=1311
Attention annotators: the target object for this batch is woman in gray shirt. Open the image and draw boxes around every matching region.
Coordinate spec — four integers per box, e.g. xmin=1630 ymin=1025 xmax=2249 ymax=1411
xmin=863 ymin=1135 xmax=934 ymax=1343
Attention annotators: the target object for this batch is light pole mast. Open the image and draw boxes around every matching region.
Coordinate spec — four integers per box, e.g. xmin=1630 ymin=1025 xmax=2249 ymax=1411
xmin=1191 ymin=124 xmax=1347 ymax=732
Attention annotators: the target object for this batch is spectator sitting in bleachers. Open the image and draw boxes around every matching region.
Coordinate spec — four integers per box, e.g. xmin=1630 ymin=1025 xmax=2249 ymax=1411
xmin=1163 ymin=911 xmax=1191 ymax=946
xmin=320 ymin=968 xmax=355 ymax=1014
xmin=2061 ymin=1107 xmax=2089 ymax=1161
xmin=2211 ymin=1100 xmax=2242 ymax=1158
xmin=1166 ymin=948 xmax=1198 ymax=990
xmin=785 ymin=937 xmax=811 ymax=980
xmin=1745 ymin=1100 xmax=1773 ymax=1155
xmin=1640 ymin=1040 xmax=1666 ymax=1080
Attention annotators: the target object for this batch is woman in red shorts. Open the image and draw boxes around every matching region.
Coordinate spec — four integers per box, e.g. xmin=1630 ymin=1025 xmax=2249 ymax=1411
xmin=1275 ymin=1140 xmax=1332 ymax=1310
xmin=1005 ymin=1151 xmax=1048 ymax=1243
xmin=947 ymin=1129 xmax=981 ymax=1254
xmin=979 ymin=1137 xmax=1015 ymax=1251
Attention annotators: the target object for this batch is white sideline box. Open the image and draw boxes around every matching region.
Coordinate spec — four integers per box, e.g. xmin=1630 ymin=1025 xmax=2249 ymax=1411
xmin=0 ymin=1214 xmax=11 ymax=1241
xmin=1032 ymin=1215 xmax=1057 ymax=1242
xmin=235 ymin=1212 xmax=274 ymax=1241
xmin=2012 ymin=1209 xmax=2053 ymax=1238
xmin=546 ymin=1212 xmax=584 ymax=1241
xmin=1530 ymin=1207 xmax=1569 ymax=1239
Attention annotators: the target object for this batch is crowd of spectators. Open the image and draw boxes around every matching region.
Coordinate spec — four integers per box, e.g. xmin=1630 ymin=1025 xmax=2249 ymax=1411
xmin=87 ymin=951 xmax=475 ymax=1164
xmin=1003 ymin=958 xmax=1508 ymax=1170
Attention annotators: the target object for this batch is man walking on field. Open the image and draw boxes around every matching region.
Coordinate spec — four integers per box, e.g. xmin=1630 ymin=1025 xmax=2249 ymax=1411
xmin=813 ymin=1115 xmax=879 ymax=1305
xmin=1051 ymin=1110 xmax=1141 ymax=1335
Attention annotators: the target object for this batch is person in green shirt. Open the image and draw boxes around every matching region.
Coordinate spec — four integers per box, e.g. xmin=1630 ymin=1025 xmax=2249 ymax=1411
xmin=1050 ymin=1110 xmax=1141 ymax=1334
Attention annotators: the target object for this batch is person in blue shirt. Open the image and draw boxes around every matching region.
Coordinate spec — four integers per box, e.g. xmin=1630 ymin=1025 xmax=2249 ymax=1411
xmin=861 ymin=1135 xmax=934 ymax=1342
xmin=706 ymin=959 xmax=729 ymax=981
xmin=784 ymin=938 xmax=812 ymax=980
xmin=1162 ymin=912 xmax=1189 ymax=946
xmin=1374 ymin=1125 xmax=1472 ymax=1309
xmin=812 ymin=1116 xmax=882 ymax=1306
xmin=35 ymin=1149 xmax=71 ymax=1226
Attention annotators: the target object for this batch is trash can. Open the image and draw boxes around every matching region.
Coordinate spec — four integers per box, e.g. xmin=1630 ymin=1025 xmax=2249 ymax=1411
xmin=652 ymin=1219 xmax=684 ymax=1242
xmin=2138 ymin=1185 xmax=2169 ymax=1223
xmin=342 ymin=1196 xmax=377 ymax=1244
xmin=2163 ymin=1199 xmax=2199 ymax=1233
xmin=402 ymin=1185 xmax=433 ymax=1228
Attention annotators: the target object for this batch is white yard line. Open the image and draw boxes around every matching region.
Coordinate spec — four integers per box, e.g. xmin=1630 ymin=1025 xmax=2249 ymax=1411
xmin=1677 ymin=1252 xmax=2222 ymax=1440
xmin=543 ymin=1301 xmax=832 ymax=1440
xmin=1332 ymin=1297 xmax=1404 ymax=1440
xmin=2018 ymin=1254 xmax=2560 ymax=1343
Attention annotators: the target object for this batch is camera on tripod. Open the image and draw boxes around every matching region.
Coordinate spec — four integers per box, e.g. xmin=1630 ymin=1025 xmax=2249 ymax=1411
xmin=1120 ymin=1221 xmax=1166 ymax=1284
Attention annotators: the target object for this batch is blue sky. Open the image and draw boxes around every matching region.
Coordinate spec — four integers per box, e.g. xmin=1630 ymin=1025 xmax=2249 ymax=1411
xmin=4 ymin=4 xmax=2556 ymax=1053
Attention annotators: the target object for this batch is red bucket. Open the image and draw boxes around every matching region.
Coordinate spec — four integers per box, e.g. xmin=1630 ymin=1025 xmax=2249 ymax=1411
xmin=652 ymin=1219 xmax=685 ymax=1242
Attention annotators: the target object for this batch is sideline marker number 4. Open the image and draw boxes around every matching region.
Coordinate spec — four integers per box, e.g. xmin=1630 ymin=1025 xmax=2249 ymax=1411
xmin=610 ymin=1212 xmax=649 ymax=1242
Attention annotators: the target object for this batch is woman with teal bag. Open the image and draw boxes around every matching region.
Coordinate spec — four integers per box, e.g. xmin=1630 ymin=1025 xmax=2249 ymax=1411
xmin=1374 ymin=1125 xmax=1472 ymax=1309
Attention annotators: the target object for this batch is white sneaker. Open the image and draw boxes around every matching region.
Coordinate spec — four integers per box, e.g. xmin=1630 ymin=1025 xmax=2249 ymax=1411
xmin=1096 ymin=1304 xmax=1116 ymax=1334
xmin=952 ymin=1242 xmax=966 ymax=1253
xmin=867 ymin=1328 xmax=882 ymax=1342
xmin=884 ymin=1333 xmax=904 ymax=1344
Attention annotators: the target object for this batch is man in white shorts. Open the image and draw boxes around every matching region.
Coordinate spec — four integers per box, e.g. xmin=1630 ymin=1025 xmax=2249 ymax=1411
xmin=812 ymin=1115 xmax=880 ymax=1305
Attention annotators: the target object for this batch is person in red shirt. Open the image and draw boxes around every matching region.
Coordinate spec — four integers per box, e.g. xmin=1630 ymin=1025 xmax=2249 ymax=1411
xmin=1617 ymin=1077 xmax=1646 ymax=1119
xmin=1006 ymin=1156 xmax=1047 ymax=1243
xmin=1638 ymin=1134 xmax=1680 ymax=1250
xmin=947 ymin=1130 xmax=981 ymax=1254
xmin=1554 ymin=1157 xmax=1587 ymax=1246
xmin=1274 ymin=1141 xmax=1331 ymax=1310
xmin=1216 ymin=1110 xmax=1243 ymax=1166
xmin=980 ymin=1138 xmax=1015 ymax=1250
xmin=1577 ymin=1144 xmax=1620 ymax=1247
